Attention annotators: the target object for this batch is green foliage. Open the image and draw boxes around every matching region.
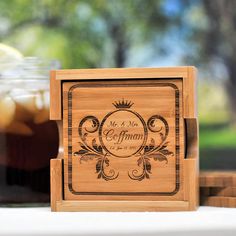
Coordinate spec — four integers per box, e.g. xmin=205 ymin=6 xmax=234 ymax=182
xmin=200 ymin=125 xmax=236 ymax=148
xmin=0 ymin=0 xmax=170 ymax=68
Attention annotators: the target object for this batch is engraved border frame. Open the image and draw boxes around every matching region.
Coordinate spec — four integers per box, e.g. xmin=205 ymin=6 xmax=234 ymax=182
xmin=67 ymin=80 xmax=180 ymax=196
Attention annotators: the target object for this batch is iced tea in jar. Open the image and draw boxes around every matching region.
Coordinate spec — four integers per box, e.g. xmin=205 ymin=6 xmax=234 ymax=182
xmin=0 ymin=56 xmax=59 ymax=205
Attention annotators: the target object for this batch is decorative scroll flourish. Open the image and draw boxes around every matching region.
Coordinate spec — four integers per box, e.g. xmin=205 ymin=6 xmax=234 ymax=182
xmin=128 ymin=115 xmax=173 ymax=181
xmin=73 ymin=101 xmax=173 ymax=181
xmin=73 ymin=116 xmax=119 ymax=181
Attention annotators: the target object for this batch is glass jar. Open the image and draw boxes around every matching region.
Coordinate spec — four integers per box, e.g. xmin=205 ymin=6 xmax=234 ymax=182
xmin=0 ymin=57 xmax=59 ymax=205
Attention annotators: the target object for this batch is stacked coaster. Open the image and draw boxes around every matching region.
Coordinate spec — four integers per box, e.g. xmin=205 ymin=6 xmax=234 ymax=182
xmin=200 ymin=171 xmax=236 ymax=208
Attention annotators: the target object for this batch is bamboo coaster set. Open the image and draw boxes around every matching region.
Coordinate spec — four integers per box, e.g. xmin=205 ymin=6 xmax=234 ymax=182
xmin=50 ymin=67 xmax=199 ymax=212
xmin=200 ymin=171 xmax=236 ymax=208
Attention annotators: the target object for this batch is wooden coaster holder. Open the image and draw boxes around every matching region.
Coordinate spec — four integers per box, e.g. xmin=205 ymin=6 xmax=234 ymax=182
xmin=200 ymin=171 xmax=236 ymax=207
xmin=50 ymin=67 xmax=199 ymax=211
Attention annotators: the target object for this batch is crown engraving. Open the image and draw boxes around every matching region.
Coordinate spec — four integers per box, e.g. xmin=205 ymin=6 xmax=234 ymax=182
xmin=112 ymin=98 xmax=134 ymax=109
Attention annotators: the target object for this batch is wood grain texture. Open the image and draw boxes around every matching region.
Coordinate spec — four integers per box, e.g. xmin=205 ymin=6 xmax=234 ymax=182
xmin=210 ymin=187 xmax=236 ymax=197
xmin=50 ymin=67 xmax=198 ymax=211
xmin=50 ymin=71 xmax=62 ymax=120
xmin=63 ymin=79 xmax=184 ymax=201
xmin=50 ymin=159 xmax=63 ymax=211
xmin=200 ymin=171 xmax=236 ymax=187
xmin=185 ymin=118 xmax=199 ymax=159
xmin=55 ymin=200 xmax=189 ymax=212
xmin=55 ymin=67 xmax=189 ymax=80
xmin=200 ymin=187 xmax=236 ymax=197
xmin=201 ymin=196 xmax=236 ymax=208
xmin=199 ymin=171 xmax=236 ymax=208
xmin=183 ymin=67 xmax=197 ymax=118
xmin=184 ymin=159 xmax=199 ymax=210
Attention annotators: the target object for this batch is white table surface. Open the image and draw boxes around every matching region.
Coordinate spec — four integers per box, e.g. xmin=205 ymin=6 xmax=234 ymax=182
xmin=0 ymin=206 xmax=236 ymax=236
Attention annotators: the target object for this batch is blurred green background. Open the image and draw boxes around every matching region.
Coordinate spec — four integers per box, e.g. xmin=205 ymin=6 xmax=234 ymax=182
xmin=0 ymin=0 xmax=235 ymax=169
